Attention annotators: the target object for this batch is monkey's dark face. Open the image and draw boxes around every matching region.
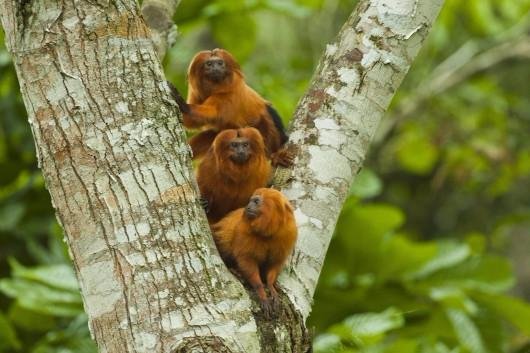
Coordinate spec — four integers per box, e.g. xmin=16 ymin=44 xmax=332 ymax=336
xmin=202 ymin=56 xmax=228 ymax=82
xmin=227 ymin=137 xmax=251 ymax=164
xmin=245 ymin=194 xmax=263 ymax=220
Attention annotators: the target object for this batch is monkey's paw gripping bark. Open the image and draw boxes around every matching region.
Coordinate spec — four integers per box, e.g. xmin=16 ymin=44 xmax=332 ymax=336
xmin=167 ymin=81 xmax=190 ymax=113
xmin=260 ymin=298 xmax=276 ymax=320
xmin=199 ymin=197 xmax=210 ymax=213
xmin=271 ymin=147 xmax=295 ymax=167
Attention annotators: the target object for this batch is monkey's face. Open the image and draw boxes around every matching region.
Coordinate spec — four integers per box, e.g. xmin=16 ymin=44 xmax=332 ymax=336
xmin=214 ymin=128 xmax=266 ymax=165
xmin=189 ymin=49 xmax=239 ymax=84
xmin=228 ymin=137 xmax=251 ymax=164
xmin=244 ymin=188 xmax=294 ymax=223
xmin=244 ymin=194 xmax=263 ymax=220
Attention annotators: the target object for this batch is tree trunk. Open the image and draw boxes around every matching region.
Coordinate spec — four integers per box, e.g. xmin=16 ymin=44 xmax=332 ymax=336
xmin=278 ymin=0 xmax=445 ymax=319
xmin=0 ymin=0 xmax=444 ymax=352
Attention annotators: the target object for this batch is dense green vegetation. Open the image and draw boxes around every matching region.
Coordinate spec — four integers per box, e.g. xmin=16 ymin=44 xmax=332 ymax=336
xmin=1 ymin=0 xmax=530 ymax=352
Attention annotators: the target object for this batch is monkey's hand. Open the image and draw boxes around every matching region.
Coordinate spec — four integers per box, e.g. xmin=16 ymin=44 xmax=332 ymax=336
xmin=199 ymin=197 xmax=210 ymax=213
xmin=271 ymin=147 xmax=295 ymax=167
xmin=167 ymin=81 xmax=190 ymax=114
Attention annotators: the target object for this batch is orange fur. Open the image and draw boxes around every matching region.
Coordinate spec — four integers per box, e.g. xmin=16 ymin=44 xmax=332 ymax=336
xmin=175 ymin=49 xmax=292 ymax=165
xmin=197 ymin=127 xmax=271 ymax=223
xmin=211 ymin=188 xmax=297 ymax=317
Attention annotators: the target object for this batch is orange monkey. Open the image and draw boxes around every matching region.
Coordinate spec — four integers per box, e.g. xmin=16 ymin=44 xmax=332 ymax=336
xmin=211 ymin=188 xmax=297 ymax=317
xmin=196 ymin=127 xmax=271 ymax=223
xmin=169 ymin=48 xmax=293 ymax=166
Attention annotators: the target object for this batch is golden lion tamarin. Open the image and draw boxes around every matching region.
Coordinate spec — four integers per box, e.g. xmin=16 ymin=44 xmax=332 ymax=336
xmin=196 ymin=127 xmax=271 ymax=223
xmin=169 ymin=48 xmax=293 ymax=167
xmin=211 ymin=188 xmax=297 ymax=316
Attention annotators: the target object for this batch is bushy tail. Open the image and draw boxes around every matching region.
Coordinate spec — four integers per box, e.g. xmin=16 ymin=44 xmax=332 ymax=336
xmin=266 ymin=104 xmax=288 ymax=145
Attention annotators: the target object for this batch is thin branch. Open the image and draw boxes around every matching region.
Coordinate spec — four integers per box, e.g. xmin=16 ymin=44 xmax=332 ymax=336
xmin=141 ymin=0 xmax=181 ymax=58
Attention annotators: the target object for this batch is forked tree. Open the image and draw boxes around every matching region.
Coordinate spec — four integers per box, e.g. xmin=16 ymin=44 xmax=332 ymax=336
xmin=0 ymin=0 xmax=444 ymax=351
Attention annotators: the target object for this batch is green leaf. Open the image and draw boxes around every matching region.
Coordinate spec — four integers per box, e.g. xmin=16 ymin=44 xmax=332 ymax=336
xmin=412 ymin=255 xmax=514 ymax=294
xmin=384 ymin=339 xmax=419 ymax=353
xmin=0 ymin=278 xmax=82 ymax=317
xmin=407 ymin=242 xmax=470 ymax=279
xmin=9 ymin=259 xmax=79 ymax=291
xmin=395 ymin=130 xmax=439 ymax=175
xmin=313 ymin=333 xmax=343 ymax=353
xmin=349 ymin=169 xmax=383 ymax=199
xmin=328 ymin=203 xmax=406 ymax=277
xmin=0 ymin=311 xmax=21 ymax=351
xmin=31 ymin=315 xmax=97 ymax=353
xmin=446 ymin=309 xmax=487 ymax=353
xmin=0 ymin=202 xmax=25 ymax=231
xmin=429 ymin=287 xmax=478 ymax=314
xmin=8 ymin=303 xmax=57 ymax=332
xmin=330 ymin=308 xmax=404 ymax=346
xmin=474 ymin=293 xmax=530 ymax=336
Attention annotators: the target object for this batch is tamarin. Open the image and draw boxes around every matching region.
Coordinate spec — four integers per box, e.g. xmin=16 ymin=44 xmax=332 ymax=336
xmin=169 ymin=48 xmax=294 ymax=167
xmin=211 ymin=188 xmax=297 ymax=317
xmin=197 ymin=127 xmax=271 ymax=223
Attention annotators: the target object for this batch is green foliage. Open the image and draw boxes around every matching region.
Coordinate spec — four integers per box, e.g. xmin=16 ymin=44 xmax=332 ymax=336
xmin=1 ymin=0 xmax=530 ymax=352
xmin=310 ymin=195 xmax=530 ymax=353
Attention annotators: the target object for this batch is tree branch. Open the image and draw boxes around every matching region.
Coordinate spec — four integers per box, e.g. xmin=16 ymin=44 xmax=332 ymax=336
xmin=277 ymin=0 xmax=445 ymax=319
xmin=373 ymin=14 xmax=530 ymax=144
xmin=141 ymin=0 xmax=180 ymax=58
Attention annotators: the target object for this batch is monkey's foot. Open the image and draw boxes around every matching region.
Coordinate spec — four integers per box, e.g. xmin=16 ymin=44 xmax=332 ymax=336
xmin=260 ymin=299 xmax=275 ymax=319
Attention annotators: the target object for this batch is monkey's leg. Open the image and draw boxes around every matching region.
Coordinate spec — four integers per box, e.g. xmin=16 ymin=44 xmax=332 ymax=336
xmin=265 ymin=264 xmax=283 ymax=313
xmin=237 ymin=257 xmax=273 ymax=318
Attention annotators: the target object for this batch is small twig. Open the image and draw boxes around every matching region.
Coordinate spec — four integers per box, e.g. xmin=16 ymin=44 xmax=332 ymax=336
xmin=141 ymin=0 xmax=181 ymax=59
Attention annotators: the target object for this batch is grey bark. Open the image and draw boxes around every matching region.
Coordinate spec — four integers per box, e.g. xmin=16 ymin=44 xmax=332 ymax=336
xmin=141 ymin=0 xmax=180 ymax=58
xmin=0 ymin=0 xmax=444 ymax=352
xmin=277 ymin=0 xmax=445 ymax=319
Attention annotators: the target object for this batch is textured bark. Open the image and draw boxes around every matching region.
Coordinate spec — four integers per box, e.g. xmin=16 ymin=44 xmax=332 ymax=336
xmin=141 ymin=0 xmax=180 ymax=58
xmin=277 ymin=0 xmax=445 ymax=319
xmin=0 ymin=1 xmax=270 ymax=352
xmin=0 ymin=0 xmax=444 ymax=352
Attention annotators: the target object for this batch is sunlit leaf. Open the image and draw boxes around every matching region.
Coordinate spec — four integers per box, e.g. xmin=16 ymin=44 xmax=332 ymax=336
xmin=407 ymin=242 xmax=470 ymax=279
xmin=329 ymin=308 xmax=404 ymax=346
xmin=313 ymin=333 xmax=343 ymax=353
xmin=446 ymin=309 xmax=487 ymax=353
xmin=0 ymin=278 xmax=82 ymax=317
xmin=9 ymin=259 xmax=78 ymax=291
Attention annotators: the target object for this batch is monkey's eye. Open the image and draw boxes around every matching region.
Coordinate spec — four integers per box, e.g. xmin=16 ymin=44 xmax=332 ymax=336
xmin=230 ymin=142 xmax=238 ymax=148
xmin=205 ymin=61 xmax=213 ymax=67
xmin=242 ymin=142 xmax=249 ymax=148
